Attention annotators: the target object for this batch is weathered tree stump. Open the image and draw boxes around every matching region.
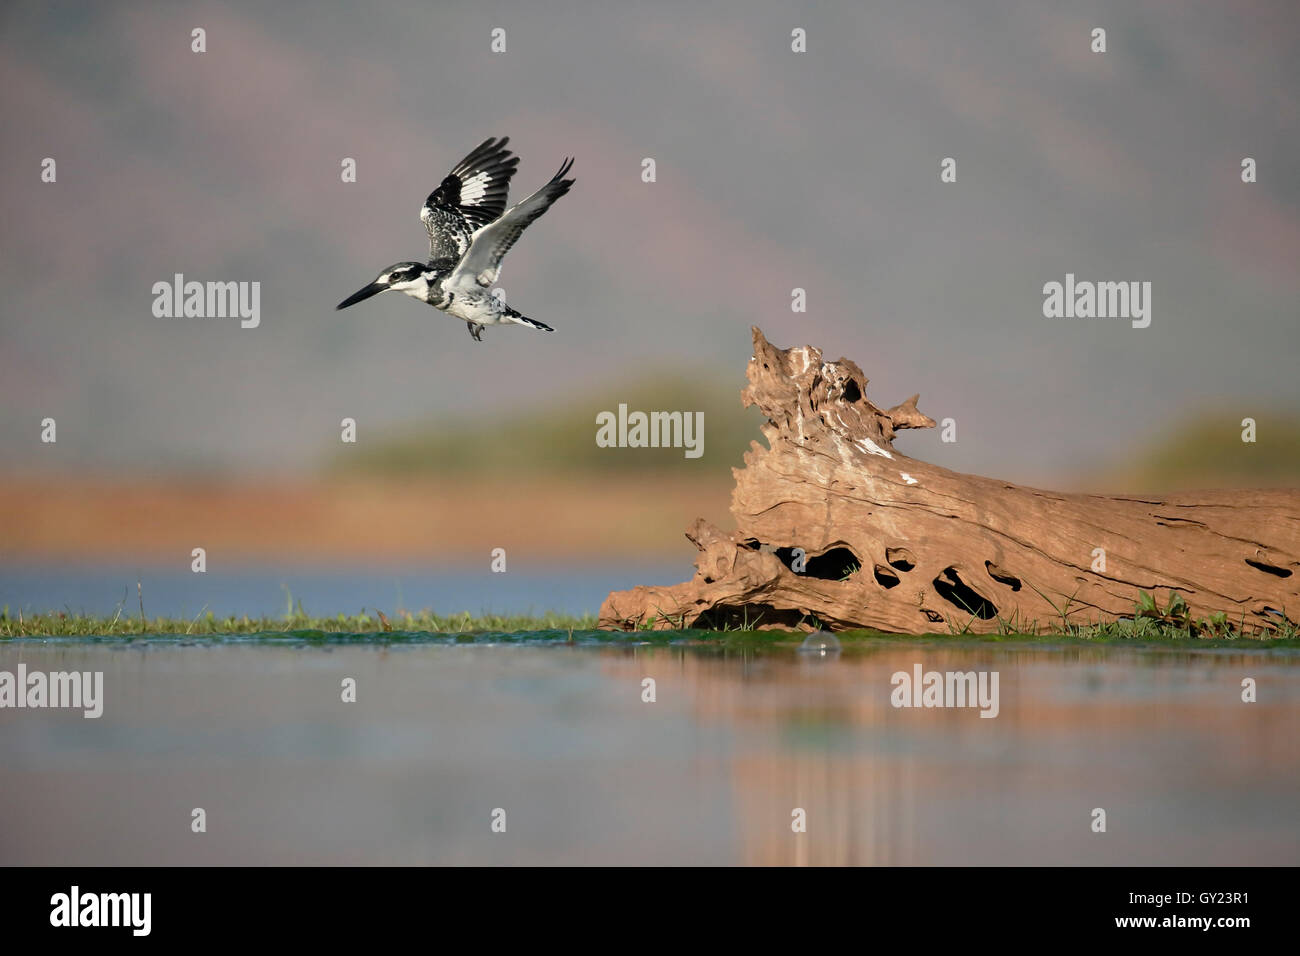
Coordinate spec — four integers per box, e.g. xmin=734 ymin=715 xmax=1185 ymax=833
xmin=599 ymin=328 xmax=1299 ymax=633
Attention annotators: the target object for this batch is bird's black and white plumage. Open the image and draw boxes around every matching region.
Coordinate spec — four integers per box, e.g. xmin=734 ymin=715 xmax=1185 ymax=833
xmin=440 ymin=158 xmax=574 ymax=338
xmin=446 ymin=157 xmax=574 ymax=292
xmin=421 ymin=136 xmax=519 ymax=261
xmin=337 ymin=137 xmax=574 ymax=343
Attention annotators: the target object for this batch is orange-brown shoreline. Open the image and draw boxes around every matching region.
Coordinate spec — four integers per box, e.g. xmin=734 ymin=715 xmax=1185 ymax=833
xmin=0 ymin=475 xmax=731 ymax=563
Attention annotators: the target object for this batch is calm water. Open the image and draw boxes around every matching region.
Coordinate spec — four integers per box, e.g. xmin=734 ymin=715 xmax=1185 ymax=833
xmin=0 ymin=563 xmax=686 ymax=619
xmin=1 ymin=638 xmax=1297 ymax=865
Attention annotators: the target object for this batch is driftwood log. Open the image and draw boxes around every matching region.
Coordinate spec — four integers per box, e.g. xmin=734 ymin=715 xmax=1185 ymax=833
xmin=599 ymin=328 xmax=1299 ymax=633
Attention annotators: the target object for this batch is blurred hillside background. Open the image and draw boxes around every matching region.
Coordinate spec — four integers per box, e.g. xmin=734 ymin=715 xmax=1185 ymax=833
xmin=1 ymin=0 xmax=1297 ymax=616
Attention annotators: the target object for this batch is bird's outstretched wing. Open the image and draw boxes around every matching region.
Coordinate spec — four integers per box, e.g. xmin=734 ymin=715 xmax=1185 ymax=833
xmin=421 ymin=137 xmax=520 ymax=261
xmin=449 ymin=158 xmax=575 ymax=290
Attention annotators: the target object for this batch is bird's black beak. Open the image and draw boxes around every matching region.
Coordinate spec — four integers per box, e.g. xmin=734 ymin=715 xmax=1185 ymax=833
xmin=336 ymin=282 xmax=386 ymax=310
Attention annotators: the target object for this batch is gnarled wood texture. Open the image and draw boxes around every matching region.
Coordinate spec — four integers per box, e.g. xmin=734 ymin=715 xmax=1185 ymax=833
xmin=599 ymin=328 xmax=1299 ymax=633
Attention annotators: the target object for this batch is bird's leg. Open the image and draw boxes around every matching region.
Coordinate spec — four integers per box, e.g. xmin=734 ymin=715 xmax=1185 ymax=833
xmin=467 ymin=322 xmax=484 ymax=342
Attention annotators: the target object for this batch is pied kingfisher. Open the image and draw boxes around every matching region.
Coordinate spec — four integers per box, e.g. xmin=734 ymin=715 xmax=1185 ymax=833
xmin=336 ymin=137 xmax=575 ymax=341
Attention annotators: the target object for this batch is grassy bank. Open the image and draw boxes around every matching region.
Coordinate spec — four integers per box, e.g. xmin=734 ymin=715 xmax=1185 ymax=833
xmin=3 ymin=608 xmax=1297 ymax=646
xmin=0 ymin=608 xmax=595 ymax=638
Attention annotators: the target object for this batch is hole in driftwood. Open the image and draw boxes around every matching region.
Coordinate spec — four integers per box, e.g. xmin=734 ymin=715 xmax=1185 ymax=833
xmin=933 ymin=567 xmax=998 ymax=620
xmin=842 ymin=380 xmax=862 ymax=403
xmin=1245 ymin=558 xmax=1292 ymax=578
xmin=873 ymin=564 xmax=900 ymax=589
xmin=921 ymin=608 xmax=944 ymax=623
xmin=695 ymin=603 xmax=808 ymax=631
xmin=806 ymin=547 xmax=860 ymax=580
xmin=774 ymin=545 xmax=861 ymax=581
xmin=985 ymin=560 xmax=1022 ymax=591
xmin=885 ymin=547 xmax=916 ymax=572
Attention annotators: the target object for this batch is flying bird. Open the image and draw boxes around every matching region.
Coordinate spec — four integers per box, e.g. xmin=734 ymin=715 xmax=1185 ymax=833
xmin=337 ymin=137 xmax=575 ymax=341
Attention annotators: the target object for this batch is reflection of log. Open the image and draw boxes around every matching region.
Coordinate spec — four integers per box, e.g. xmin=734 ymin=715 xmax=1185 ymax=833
xmin=600 ymin=328 xmax=1300 ymax=633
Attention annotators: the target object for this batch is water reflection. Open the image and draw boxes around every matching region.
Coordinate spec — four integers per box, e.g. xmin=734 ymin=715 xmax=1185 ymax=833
xmin=0 ymin=641 xmax=1296 ymax=865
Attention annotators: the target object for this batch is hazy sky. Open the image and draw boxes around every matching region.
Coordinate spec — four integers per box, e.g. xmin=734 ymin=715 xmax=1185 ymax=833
xmin=2 ymin=0 xmax=1297 ymax=486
